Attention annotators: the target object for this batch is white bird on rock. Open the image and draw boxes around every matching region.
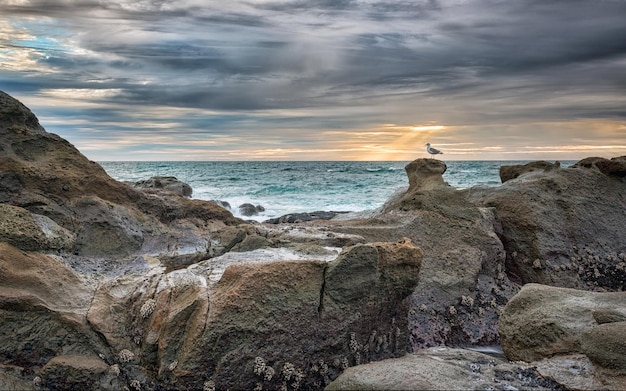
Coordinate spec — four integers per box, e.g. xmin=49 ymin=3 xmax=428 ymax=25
xmin=426 ymin=143 xmax=443 ymax=157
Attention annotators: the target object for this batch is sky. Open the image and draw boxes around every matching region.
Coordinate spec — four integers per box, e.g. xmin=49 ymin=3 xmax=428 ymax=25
xmin=1 ymin=0 xmax=626 ymax=161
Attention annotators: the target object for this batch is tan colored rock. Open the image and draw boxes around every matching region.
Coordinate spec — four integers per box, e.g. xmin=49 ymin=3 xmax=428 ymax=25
xmin=468 ymin=162 xmax=626 ymax=290
xmin=404 ymin=158 xmax=448 ymax=192
xmin=40 ymin=355 xmax=109 ymax=390
xmin=150 ymin=271 xmax=209 ymax=377
xmin=581 ymin=321 xmax=626 ymax=373
xmin=0 ymin=243 xmax=105 ymax=370
xmin=326 ymin=347 xmax=560 ymax=391
xmin=0 ymin=242 xmax=93 ymax=313
xmin=143 ymin=239 xmax=424 ymax=390
xmin=498 ymin=284 xmax=626 ymax=362
xmin=87 ymin=271 xmax=162 ymax=351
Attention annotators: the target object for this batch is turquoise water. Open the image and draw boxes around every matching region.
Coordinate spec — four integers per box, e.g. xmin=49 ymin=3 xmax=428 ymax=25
xmin=99 ymin=161 xmax=571 ymax=221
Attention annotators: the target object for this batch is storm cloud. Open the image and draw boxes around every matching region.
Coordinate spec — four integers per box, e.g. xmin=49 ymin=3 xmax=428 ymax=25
xmin=1 ymin=0 xmax=625 ymax=160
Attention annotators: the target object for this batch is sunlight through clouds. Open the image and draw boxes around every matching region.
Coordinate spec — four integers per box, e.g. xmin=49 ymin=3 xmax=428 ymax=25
xmin=1 ymin=1 xmax=626 ymax=160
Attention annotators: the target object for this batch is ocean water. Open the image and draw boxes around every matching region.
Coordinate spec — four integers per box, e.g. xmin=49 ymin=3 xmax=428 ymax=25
xmin=99 ymin=161 xmax=571 ymax=221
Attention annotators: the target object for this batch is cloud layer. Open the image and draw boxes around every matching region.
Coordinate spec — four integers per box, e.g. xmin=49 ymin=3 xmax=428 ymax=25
xmin=2 ymin=0 xmax=626 ymax=160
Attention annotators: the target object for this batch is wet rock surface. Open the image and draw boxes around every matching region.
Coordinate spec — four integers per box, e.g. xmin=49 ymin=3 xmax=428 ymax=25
xmin=2 ymin=90 xmax=626 ymax=390
xmin=238 ymin=202 xmax=265 ymax=216
xmin=264 ymin=210 xmax=349 ymax=224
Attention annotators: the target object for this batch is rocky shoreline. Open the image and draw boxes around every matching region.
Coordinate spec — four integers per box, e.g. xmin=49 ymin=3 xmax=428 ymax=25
xmin=1 ymin=90 xmax=625 ymax=390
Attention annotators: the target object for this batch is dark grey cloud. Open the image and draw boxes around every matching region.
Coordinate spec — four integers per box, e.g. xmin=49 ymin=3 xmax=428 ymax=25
xmin=1 ymin=0 xmax=625 ymax=160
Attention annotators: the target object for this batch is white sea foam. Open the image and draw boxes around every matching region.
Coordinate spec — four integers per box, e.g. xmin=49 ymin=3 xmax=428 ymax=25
xmin=100 ymin=161 xmax=573 ymax=221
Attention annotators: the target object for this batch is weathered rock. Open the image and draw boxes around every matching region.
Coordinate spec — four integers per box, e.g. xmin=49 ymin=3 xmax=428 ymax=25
xmin=264 ymin=211 xmax=349 ymax=224
xmin=404 ymin=158 xmax=448 ymax=192
xmin=133 ymin=176 xmax=193 ymax=197
xmin=533 ymin=353 xmax=626 ymax=391
xmin=70 ymin=196 xmax=145 ymax=257
xmin=0 ymin=204 xmax=55 ymax=251
xmin=498 ymin=284 xmax=626 ymax=362
xmin=0 ymin=90 xmax=243 ymax=260
xmin=230 ymin=234 xmax=271 ymax=252
xmin=580 ymin=321 xmax=626 ymax=373
xmin=129 ymin=239 xmax=423 ymax=390
xmin=333 ymin=158 xmax=513 ymax=350
xmin=86 ymin=270 xmax=162 ymax=352
xmin=468 ymin=160 xmax=626 ymax=290
xmin=40 ymin=355 xmax=109 ymax=390
xmin=326 ymin=347 xmax=562 ymax=391
xmin=573 ymin=156 xmax=626 ymax=177
xmin=593 ymin=308 xmax=626 ymax=324
xmin=499 ymin=160 xmax=560 ymax=183
xmin=238 ymin=203 xmax=265 ymax=216
xmin=0 ymin=366 xmax=35 ymax=391
xmin=0 ymin=243 xmax=105 ymax=371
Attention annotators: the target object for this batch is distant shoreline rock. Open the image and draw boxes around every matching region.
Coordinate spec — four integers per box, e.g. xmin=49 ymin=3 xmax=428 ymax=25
xmin=132 ymin=176 xmax=193 ymax=197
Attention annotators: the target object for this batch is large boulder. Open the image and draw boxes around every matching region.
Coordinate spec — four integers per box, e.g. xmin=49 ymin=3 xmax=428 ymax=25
xmin=238 ymin=203 xmax=265 ymax=216
xmin=468 ymin=159 xmax=626 ymax=290
xmin=499 ymin=160 xmax=560 ymax=183
xmin=133 ymin=176 xmax=193 ymax=197
xmin=498 ymin=284 xmax=626 ymax=363
xmin=40 ymin=355 xmax=111 ymax=390
xmin=0 ymin=90 xmax=244 ymax=260
xmin=326 ymin=347 xmax=561 ymax=391
xmin=0 ymin=243 xmax=105 ymax=372
xmin=334 ymin=158 xmax=515 ymax=350
xmin=85 ymin=238 xmax=422 ymax=390
xmin=572 ymin=156 xmax=626 ymax=178
xmin=0 ymin=204 xmax=75 ymax=251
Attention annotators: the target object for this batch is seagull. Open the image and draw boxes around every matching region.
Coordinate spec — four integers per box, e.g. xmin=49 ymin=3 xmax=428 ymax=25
xmin=426 ymin=143 xmax=443 ymax=156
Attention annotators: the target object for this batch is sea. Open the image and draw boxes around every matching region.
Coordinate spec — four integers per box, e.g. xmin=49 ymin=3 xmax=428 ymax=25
xmin=99 ymin=161 xmax=573 ymax=222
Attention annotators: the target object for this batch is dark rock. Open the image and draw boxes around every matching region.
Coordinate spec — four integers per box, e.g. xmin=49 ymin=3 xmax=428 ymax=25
xmin=133 ymin=176 xmax=193 ymax=197
xmin=0 ymin=172 xmax=21 ymax=203
xmin=499 ymin=160 xmax=560 ymax=183
xmin=572 ymin=156 xmax=626 ymax=177
xmin=238 ymin=203 xmax=265 ymax=216
xmin=40 ymin=355 xmax=110 ymax=390
xmin=263 ymin=210 xmax=348 ymax=224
